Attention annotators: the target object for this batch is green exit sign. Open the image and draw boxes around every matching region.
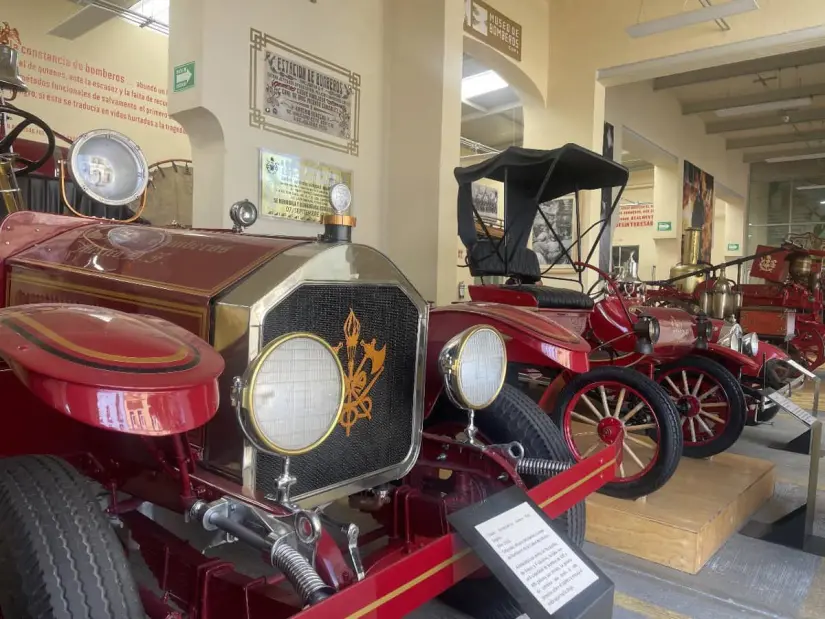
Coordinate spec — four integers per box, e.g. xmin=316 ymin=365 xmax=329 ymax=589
xmin=174 ymin=61 xmax=195 ymax=92
xmin=656 ymin=221 xmax=672 ymax=232
xmin=727 ymin=243 xmax=740 ymax=251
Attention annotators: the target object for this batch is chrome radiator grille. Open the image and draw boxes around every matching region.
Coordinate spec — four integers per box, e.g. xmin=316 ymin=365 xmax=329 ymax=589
xmin=255 ymin=283 xmax=420 ymax=499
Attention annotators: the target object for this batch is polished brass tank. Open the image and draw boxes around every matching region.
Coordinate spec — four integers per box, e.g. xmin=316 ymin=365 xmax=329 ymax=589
xmin=670 ymin=227 xmax=705 ymax=293
xmin=710 ymin=274 xmax=733 ymax=320
xmin=788 ymin=253 xmax=812 ymax=285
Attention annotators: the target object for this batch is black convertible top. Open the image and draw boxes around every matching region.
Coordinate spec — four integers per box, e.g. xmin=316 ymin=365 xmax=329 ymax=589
xmin=455 ymin=143 xmax=628 ymax=206
xmin=455 ymin=144 xmax=629 ymax=271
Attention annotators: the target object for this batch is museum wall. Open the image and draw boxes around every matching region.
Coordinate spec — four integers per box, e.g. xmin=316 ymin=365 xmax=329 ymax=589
xmin=466 ymin=0 xmax=548 ymax=106
xmin=606 ymin=81 xmax=749 ymax=274
xmin=169 ymin=0 xmax=385 ymax=250
xmin=612 ymin=168 xmax=655 ymax=279
xmin=5 ymin=0 xmax=189 ymax=164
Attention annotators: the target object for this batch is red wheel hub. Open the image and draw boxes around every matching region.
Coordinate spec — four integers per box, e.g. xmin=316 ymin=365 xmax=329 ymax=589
xmin=596 ymin=416 xmax=623 ymax=443
xmin=677 ymin=394 xmax=701 ymax=418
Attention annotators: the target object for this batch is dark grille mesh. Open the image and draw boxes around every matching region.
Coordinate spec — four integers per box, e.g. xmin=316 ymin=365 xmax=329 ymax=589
xmin=256 ymin=284 xmax=420 ymax=498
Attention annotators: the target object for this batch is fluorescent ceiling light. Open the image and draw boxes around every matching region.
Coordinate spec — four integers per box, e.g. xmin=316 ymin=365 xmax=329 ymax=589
xmin=796 ymin=184 xmax=825 ymax=190
xmin=714 ymin=97 xmax=812 ymax=117
xmin=765 ymin=152 xmax=825 ymax=163
xmin=626 ymin=0 xmax=759 ymax=38
xmin=123 ymin=0 xmax=169 ymax=33
xmin=462 ymin=70 xmax=508 ymax=100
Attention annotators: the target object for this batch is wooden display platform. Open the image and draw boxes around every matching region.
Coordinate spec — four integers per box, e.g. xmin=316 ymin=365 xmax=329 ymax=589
xmin=584 ymin=452 xmax=775 ymax=574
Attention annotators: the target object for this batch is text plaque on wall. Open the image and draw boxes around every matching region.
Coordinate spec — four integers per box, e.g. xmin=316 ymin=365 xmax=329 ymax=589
xmin=259 ymin=150 xmax=353 ymax=223
xmin=463 ymin=0 xmax=522 ymax=61
xmin=249 ymin=29 xmax=361 ymax=155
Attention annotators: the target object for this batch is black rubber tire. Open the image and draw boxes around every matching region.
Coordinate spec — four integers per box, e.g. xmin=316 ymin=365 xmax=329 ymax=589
xmin=0 ymin=455 xmax=144 ymax=619
xmin=657 ymin=355 xmax=747 ymax=459
xmin=427 ymin=384 xmax=584 ymax=619
xmin=552 ymin=366 xmax=683 ymax=500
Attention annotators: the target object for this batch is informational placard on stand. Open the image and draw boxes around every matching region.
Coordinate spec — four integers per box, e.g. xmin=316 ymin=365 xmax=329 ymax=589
xmin=768 ymin=391 xmax=817 ymax=427
xmin=449 ymin=486 xmax=614 ymax=619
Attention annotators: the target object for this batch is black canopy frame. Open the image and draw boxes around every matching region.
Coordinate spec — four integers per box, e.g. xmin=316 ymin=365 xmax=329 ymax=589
xmin=456 ymin=143 xmax=629 ymax=290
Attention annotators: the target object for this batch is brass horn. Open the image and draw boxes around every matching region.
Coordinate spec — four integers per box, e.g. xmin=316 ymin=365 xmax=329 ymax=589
xmin=0 ymin=44 xmax=27 ymax=93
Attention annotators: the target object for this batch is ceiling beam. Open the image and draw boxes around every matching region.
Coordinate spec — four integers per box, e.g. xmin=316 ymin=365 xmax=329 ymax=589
xmin=654 ymin=47 xmax=825 ymax=91
xmin=461 ymin=99 xmax=487 ymax=114
xmin=743 ymin=145 xmax=825 ymax=163
xmin=683 ymin=83 xmax=825 ymax=114
xmin=461 ymin=101 xmax=523 ymax=123
xmin=706 ymin=107 xmax=825 ymax=134
xmin=728 ymin=129 xmax=825 ymax=150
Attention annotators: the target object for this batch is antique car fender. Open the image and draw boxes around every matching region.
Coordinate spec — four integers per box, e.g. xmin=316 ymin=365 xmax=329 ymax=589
xmin=0 ymin=304 xmax=224 ymax=435
xmin=590 ymin=298 xmax=696 ymax=357
xmin=424 ymin=303 xmax=591 ymax=416
xmin=696 ymin=342 xmax=762 ymax=377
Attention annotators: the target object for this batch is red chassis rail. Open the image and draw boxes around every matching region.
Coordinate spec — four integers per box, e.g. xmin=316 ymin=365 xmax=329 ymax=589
xmin=129 ymin=436 xmax=622 ymax=619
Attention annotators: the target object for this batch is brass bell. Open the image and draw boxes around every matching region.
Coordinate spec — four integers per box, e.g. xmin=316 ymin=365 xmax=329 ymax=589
xmin=0 ymin=44 xmax=27 ymax=93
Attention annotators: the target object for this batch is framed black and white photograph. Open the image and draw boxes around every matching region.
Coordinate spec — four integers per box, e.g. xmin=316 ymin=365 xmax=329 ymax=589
xmin=471 ymin=182 xmax=499 ymax=217
xmin=532 ymin=196 xmax=574 ymax=266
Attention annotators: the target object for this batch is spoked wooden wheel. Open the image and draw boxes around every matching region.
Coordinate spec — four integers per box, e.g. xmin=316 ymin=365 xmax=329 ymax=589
xmin=792 ymin=330 xmax=824 ymax=370
xmin=656 ymin=355 xmax=746 ymax=459
xmin=551 ymin=366 xmax=682 ymax=499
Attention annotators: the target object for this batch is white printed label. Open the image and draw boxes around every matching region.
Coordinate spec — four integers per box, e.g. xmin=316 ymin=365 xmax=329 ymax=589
xmin=475 ymin=502 xmax=598 ymax=614
xmin=768 ymin=392 xmax=817 ymax=427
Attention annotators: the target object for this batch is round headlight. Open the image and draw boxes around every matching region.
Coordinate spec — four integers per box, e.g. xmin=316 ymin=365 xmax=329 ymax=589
xmin=742 ymin=332 xmax=759 ymax=357
xmin=329 ymin=182 xmax=352 ymax=214
xmin=240 ymin=333 xmax=345 ymax=455
xmin=438 ymin=326 xmax=507 ymax=410
xmin=719 ymin=321 xmax=743 ymax=352
xmin=230 ymin=199 xmax=258 ymax=229
xmin=68 ymin=129 xmax=149 ymax=206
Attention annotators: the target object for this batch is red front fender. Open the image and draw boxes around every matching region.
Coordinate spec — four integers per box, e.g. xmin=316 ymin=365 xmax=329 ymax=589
xmin=700 ymin=342 xmax=762 ymax=377
xmin=0 ymin=304 xmax=223 ymax=435
xmin=424 ymin=303 xmax=591 ymax=416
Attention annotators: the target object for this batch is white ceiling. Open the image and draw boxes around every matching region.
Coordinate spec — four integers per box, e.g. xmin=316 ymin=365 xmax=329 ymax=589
xmin=655 ymin=47 xmax=825 ymax=167
xmin=49 ymin=0 xmax=169 ymax=39
xmin=460 ymin=53 xmax=523 ymax=152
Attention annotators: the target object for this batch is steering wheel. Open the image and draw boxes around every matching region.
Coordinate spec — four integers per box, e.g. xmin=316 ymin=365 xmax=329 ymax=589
xmin=0 ymin=105 xmax=56 ymax=176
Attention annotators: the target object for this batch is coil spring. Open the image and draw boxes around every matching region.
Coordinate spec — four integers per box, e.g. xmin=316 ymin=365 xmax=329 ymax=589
xmin=270 ymin=542 xmax=331 ymax=605
xmin=516 ymin=458 xmax=571 ymax=477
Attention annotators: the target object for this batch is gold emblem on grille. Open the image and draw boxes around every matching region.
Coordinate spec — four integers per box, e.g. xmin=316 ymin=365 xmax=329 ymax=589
xmin=333 ymin=309 xmax=387 ymax=436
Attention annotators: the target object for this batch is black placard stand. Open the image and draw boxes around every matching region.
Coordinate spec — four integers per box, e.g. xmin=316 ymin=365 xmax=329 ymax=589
xmin=448 ymin=485 xmax=614 ymax=619
xmin=743 ymin=411 xmax=825 ymax=557
xmin=771 ymin=366 xmax=823 ymax=456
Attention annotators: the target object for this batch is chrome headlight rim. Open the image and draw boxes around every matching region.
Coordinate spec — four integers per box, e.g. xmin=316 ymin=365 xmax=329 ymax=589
xmin=718 ymin=321 xmax=743 ymax=352
xmin=742 ymin=331 xmax=760 ymax=357
xmin=239 ymin=332 xmax=345 ymax=457
xmin=438 ymin=325 xmax=507 ymax=411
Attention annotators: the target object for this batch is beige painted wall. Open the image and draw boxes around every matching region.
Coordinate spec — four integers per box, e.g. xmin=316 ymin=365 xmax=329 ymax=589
xmin=612 ymin=168 xmax=655 ymax=278
xmin=5 ymin=0 xmax=188 ymax=164
xmin=606 ymin=81 xmax=749 ymax=276
xmin=167 ymin=0 xmax=825 ymax=302
xmin=169 ymin=0 xmax=385 ymax=248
